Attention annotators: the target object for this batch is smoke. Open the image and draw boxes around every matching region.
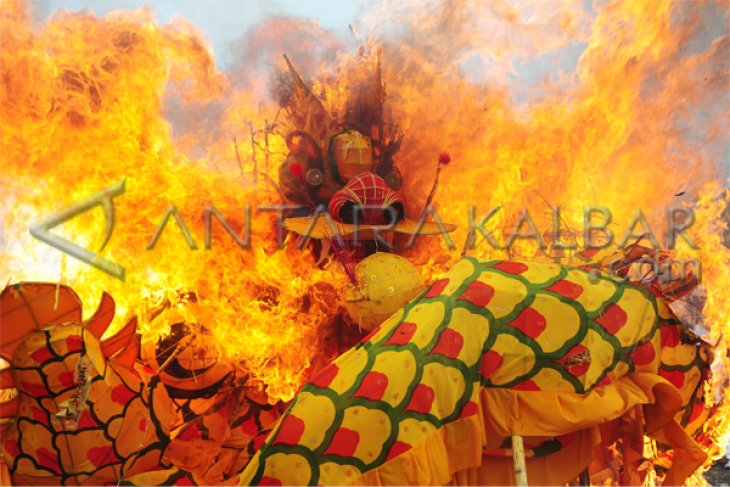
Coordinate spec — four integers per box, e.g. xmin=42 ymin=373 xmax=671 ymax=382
xmin=228 ymin=17 xmax=346 ymax=90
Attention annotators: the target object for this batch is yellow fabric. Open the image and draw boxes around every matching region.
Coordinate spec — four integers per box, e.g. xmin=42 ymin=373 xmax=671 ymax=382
xmin=0 ymin=458 xmax=10 ymax=487
xmin=332 ymin=130 xmax=372 ymax=181
xmin=165 ymin=439 xmax=224 ymax=481
xmin=481 ymin=374 xmax=664 ymax=437
xmin=115 ymin=466 xmax=233 ymax=486
xmin=347 ymin=414 xmax=483 ymax=486
xmin=650 ymin=418 xmax=708 ymax=486
xmin=344 ymin=373 xmax=705 ymax=487
xmin=342 ymin=253 xmax=426 ymax=331
xmin=236 ymin=257 xmax=710 ymax=486
xmin=448 ymin=427 xmax=602 ymax=486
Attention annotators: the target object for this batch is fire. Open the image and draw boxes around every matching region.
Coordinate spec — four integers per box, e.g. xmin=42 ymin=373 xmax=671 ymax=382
xmin=0 ymin=0 xmax=340 ymax=403
xmin=1 ymin=0 xmax=728 ymax=475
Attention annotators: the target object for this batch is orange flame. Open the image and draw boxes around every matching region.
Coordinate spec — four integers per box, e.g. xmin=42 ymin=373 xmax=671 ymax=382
xmin=0 ymin=2 xmax=728 ymax=472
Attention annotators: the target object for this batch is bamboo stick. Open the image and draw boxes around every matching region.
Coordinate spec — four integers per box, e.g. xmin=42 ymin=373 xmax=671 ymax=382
xmin=233 ymin=137 xmax=244 ymax=177
xmin=157 ymin=332 xmax=197 ymax=375
xmin=578 ymin=467 xmax=590 ymax=486
xmin=512 ymin=435 xmax=528 ymax=487
xmin=249 ymin=122 xmax=258 ymax=183
xmin=264 ymin=118 xmax=270 ymax=175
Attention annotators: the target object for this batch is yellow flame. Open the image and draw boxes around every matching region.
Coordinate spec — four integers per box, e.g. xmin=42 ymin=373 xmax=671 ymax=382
xmin=0 ymin=3 xmax=728 ymax=472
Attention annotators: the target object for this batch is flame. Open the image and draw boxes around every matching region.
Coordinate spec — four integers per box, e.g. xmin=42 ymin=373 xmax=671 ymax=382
xmin=0 ymin=1 xmax=341 ymax=403
xmin=1 ymin=0 xmax=728 ymax=473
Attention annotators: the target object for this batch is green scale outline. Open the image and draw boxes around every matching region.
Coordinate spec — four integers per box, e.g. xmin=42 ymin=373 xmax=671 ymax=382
xmin=250 ymin=258 xmax=691 ymax=485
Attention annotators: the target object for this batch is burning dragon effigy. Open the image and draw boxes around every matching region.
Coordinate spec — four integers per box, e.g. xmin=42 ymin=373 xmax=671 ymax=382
xmin=1 ymin=0 xmax=729 ymax=486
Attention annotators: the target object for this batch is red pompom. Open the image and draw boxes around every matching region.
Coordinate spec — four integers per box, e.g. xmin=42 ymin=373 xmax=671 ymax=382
xmin=438 ymin=153 xmax=451 ymax=165
xmin=289 ymin=163 xmax=305 ymax=178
